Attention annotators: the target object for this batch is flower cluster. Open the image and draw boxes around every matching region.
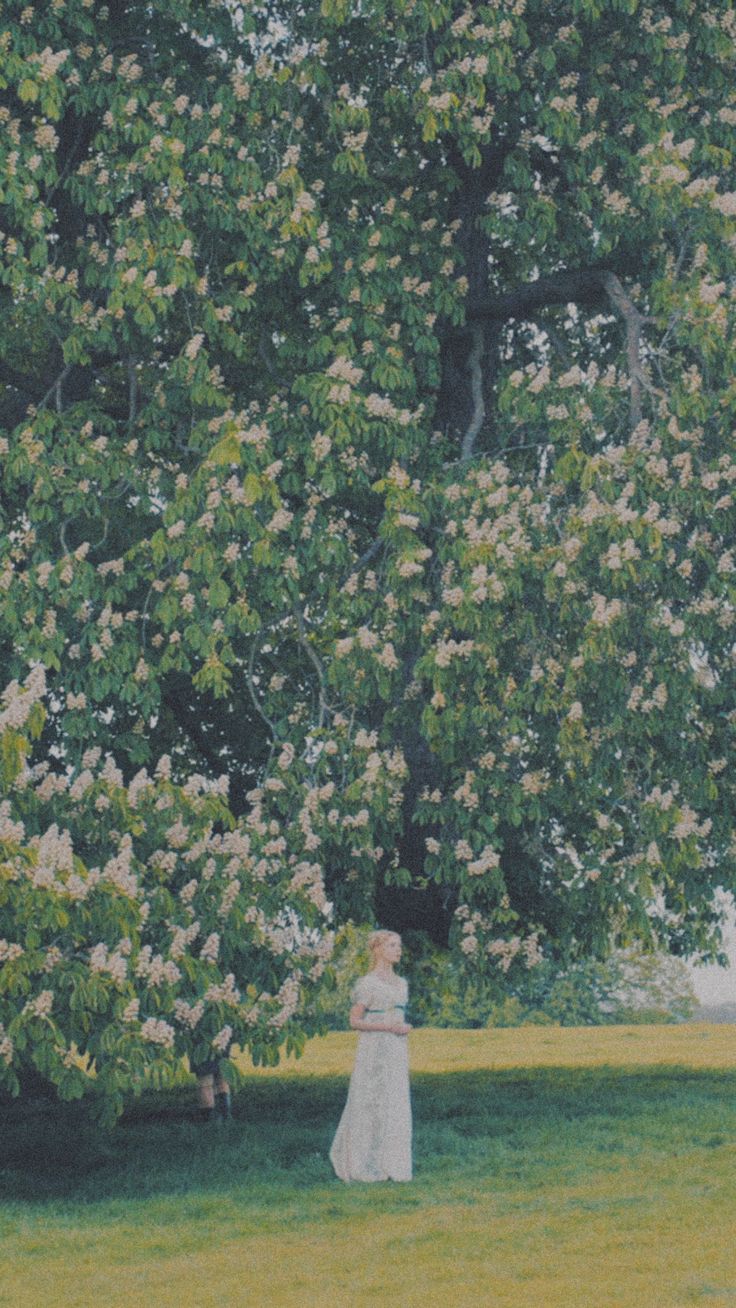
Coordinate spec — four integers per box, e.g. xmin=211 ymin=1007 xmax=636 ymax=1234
xmin=0 ymin=675 xmax=332 ymax=1119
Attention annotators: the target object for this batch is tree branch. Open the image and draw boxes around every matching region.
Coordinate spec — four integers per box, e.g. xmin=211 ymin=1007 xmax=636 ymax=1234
xmin=338 ymin=536 xmax=383 ymax=589
xmin=544 ymin=323 xmax=574 ymax=367
xmin=36 ymin=363 xmax=72 ymax=414
xmin=246 ymin=638 xmax=278 ymax=741
xmin=467 ymin=267 xmax=611 ymax=323
xmin=93 ymin=518 xmax=110 ymax=550
xmin=460 ymin=324 xmax=486 ymax=462
xmin=601 ymin=272 xmax=647 ymax=429
xmin=293 ymin=602 xmax=330 ymax=730
xmin=468 ymin=265 xmax=651 ymax=430
xmin=127 ymin=357 xmax=138 ymax=434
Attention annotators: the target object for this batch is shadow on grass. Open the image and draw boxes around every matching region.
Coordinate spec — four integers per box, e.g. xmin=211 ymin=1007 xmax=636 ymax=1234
xmin=1 ymin=1063 xmax=734 ymax=1207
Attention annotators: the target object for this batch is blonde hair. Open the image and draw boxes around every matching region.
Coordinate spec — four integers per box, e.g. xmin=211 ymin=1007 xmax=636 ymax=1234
xmin=367 ymin=929 xmax=401 ymax=956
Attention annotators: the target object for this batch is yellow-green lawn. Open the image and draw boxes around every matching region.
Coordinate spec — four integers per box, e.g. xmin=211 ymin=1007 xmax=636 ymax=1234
xmin=3 ymin=1024 xmax=736 ymax=1308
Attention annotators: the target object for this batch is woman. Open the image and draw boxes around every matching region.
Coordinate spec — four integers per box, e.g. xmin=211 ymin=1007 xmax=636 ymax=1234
xmin=329 ymin=929 xmax=413 ymax=1182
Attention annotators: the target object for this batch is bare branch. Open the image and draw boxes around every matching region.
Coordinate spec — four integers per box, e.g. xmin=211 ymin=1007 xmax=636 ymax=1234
xmin=468 ymin=266 xmax=652 ymax=430
xmin=258 ymin=333 xmax=286 ymax=386
xmin=127 ymin=357 xmax=138 ymax=434
xmin=460 ymin=324 xmax=486 ymax=462
xmin=544 ymin=323 xmax=574 ymax=366
xmin=656 ymin=309 xmax=683 ymax=358
xmin=602 ymin=272 xmax=646 ymax=429
xmin=36 ymin=363 xmax=72 ymax=413
xmin=140 ymin=570 xmax=170 ymax=649
xmin=339 ymin=536 xmax=383 ymax=589
xmin=101 ymin=478 xmax=134 ymax=501
xmin=246 ymin=638 xmax=279 ymax=741
xmin=93 ymin=518 xmax=110 ymax=550
xmin=673 ymin=240 xmax=689 ymax=282
xmin=293 ymin=602 xmax=330 ymax=730
xmin=467 ymin=268 xmax=611 ymax=323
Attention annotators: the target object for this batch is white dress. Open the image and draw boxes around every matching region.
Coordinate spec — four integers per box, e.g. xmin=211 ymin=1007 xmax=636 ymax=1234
xmin=329 ymin=972 xmax=412 ymax=1183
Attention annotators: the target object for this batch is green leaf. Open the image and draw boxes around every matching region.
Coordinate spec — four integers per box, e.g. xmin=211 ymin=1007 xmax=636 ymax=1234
xmin=243 ymin=474 xmax=262 ymax=505
xmin=208 ymin=434 xmax=242 ymax=466
xmin=208 ymin=578 xmax=230 ymax=609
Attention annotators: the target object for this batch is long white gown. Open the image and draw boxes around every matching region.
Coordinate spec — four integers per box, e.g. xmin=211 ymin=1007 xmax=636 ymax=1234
xmin=329 ymin=972 xmax=412 ymax=1183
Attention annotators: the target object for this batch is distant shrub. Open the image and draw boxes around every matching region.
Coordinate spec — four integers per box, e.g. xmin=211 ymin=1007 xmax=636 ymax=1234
xmin=307 ymin=926 xmax=698 ymax=1031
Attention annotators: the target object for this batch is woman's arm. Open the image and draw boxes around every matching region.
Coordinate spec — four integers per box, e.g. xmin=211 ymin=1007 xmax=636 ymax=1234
xmin=349 ymin=1002 xmax=411 ymax=1035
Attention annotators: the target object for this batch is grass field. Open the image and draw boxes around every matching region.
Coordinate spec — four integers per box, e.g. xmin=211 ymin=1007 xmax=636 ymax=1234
xmin=2 ymin=1024 xmax=736 ymax=1308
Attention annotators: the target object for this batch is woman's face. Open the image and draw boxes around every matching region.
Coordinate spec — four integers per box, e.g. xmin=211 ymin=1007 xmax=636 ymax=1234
xmin=377 ymin=934 xmax=402 ymax=965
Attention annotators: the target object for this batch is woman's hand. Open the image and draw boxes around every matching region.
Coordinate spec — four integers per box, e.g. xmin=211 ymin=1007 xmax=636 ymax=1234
xmin=348 ymin=1002 xmax=412 ymax=1035
xmin=388 ymin=1021 xmax=412 ymax=1036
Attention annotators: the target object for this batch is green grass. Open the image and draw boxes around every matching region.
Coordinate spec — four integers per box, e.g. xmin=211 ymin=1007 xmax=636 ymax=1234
xmin=2 ymin=1025 xmax=736 ymax=1307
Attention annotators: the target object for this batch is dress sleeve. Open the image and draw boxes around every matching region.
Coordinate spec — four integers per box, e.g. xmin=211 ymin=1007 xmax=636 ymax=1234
xmin=351 ymin=975 xmax=373 ymax=1008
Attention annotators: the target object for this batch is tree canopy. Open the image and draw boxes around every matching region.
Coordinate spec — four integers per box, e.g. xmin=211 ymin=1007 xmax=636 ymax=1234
xmin=1 ymin=0 xmax=735 ymax=1113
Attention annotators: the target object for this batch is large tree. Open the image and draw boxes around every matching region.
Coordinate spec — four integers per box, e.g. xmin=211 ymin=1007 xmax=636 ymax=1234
xmin=2 ymin=0 xmax=735 ymax=1072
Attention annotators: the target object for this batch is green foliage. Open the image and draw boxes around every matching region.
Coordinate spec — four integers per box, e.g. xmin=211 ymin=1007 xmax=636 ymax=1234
xmin=510 ymin=948 xmax=698 ymax=1027
xmin=309 ymin=925 xmax=696 ymax=1028
xmin=0 ymin=670 xmax=333 ymax=1121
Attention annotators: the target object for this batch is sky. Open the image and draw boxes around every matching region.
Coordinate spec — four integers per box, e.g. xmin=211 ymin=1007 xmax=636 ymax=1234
xmin=686 ymin=909 xmax=736 ymax=1006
